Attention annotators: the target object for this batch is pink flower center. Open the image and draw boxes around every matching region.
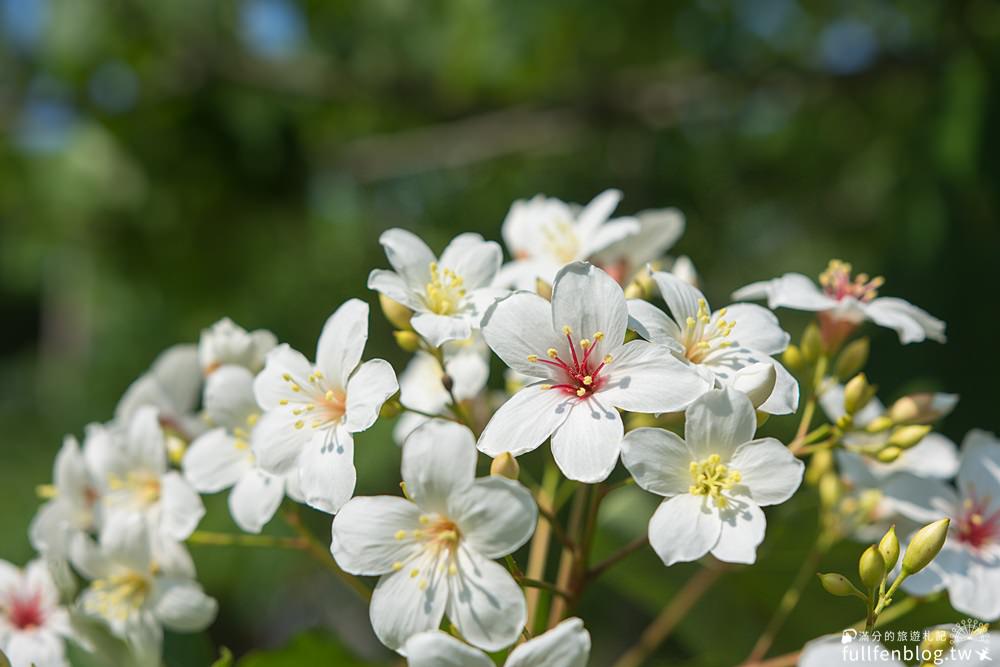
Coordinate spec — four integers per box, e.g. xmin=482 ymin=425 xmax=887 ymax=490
xmin=819 ymin=260 xmax=884 ymax=302
xmin=956 ymin=494 xmax=1000 ymax=549
xmin=528 ymin=326 xmax=612 ymax=398
xmin=6 ymin=591 xmax=45 ymax=630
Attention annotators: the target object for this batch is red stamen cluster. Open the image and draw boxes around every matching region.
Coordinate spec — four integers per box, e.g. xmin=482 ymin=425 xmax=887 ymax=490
xmin=956 ymin=494 xmax=1000 ymax=550
xmin=7 ymin=591 xmax=45 ymax=630
xmin=529 ymin=327 xmax=611 ymax=398
xmin=819 ymin=260 xmax=884 ymax=303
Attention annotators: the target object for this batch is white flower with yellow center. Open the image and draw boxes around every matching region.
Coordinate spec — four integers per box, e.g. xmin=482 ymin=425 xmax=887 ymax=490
xmin=251 ymin=299 xmax=398 ymax=514
xmin=495 ymin=189 xmax=640 ymax=290
xmin=367 ymin=229 xmax=505 ymax=347
xmin=182 ymin=366 xmax=286 ymax=533
xmin=90 ymin=407 xmax=204 ymax=542
xmin=621 ymin=387 xmax=804 ymax=566
xmin=479 ymin=262 xmax=710 ymax=483
xmin=331 ymin=420 xmax=536 ymax=654
xmin=115 ymin=344 xmax=205 ymax=441
xmin=198 ymin=318 xmax=277 ymax=375
xmin=628 ymin=269 xmax=798 ymax=415
xmin=732 ymin=259 xmax=946 ymax=345
xmin=0 ymin=559 xmax=72 ymax=667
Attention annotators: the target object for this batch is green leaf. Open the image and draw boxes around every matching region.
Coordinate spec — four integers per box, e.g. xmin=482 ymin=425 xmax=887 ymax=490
xmin=211 ymin=647 xmax=234 ymax=667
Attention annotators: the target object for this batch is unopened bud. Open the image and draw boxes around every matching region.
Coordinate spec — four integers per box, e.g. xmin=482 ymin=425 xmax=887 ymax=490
xmin=755 ymin=411 xmax=770 ymax=427
xmin=878 ymin=525 xmax=900 ymax=571
xmin=379 ymin=397 xmax=402 ymax=419
xmin=535 ymin=278 xmax=553 ymax=301
xmin=843 ymin=373 xmax=876 ymax=415
xmin=919 ymin=628 xmax=953 ymax=657
xmin=490 ymin=452 xmax=520 ymax=480
xmin=166 ymin=434 xmax=187 ymax=466
xmin=732 ymin=363 xmax=777 ymax=408
xmin=623 ymin=282 xmax=645 ymax=300
xmin=801 ymin=324 xmax=822 ymax=363
xmin=887 ymin=392 xmax=958 ymax=425
xmin=865 ymin=416 xmax=894 ymax=434
xmin=859 ymin=544 xmax=886 ymax=590
xmin=441 ymin=374 xmax=454 ymax=393
xmin=393 ymin=330 xmax=421 ymax=353
xmin=876 ymin=446 xmax=902 ymax=463
xmin=807 ymin=449 xmax=834 ymax=485
xmin=379 ymin=293 xmax=413 ymax=331
xmin=887 ymin=425 xmax=931 ymax=450
xmin=819 ymin=472 xmax=841 ymax=510
xmin=817 ymin=572 xmax=863 ymax=598
xmin=782 ymin=345 xmax=804 ymax=372
xmin=835 ymin=337 xmax=870 ymax=381
xmin=902 ymin=518 xmax=950 ymax=575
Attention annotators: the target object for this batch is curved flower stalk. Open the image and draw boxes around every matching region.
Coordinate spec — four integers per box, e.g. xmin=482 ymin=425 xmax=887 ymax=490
xmin=0 ymin=559 xmax=73 ymax=667
xmin=621 ymin=387 xmax=803 ymax=566
xmin=733 ymin=259 xmax=946 ymax=346
xmin=115 ymin=345 xmax=205 ymax=441
xmin=182 ymin=366 xmax=287 ymax=533
xmin=251 ymin=299 xmax=398 ymax=514
xmin=404 ymin=617 xmax=591 ymax=667
xmin=479 ymin=261 xmax=709 ymax=482
xmin=368 ymin=229 xmax=505 ymax=347
xmin=331 ymin=419 xmax=536 ymax=653
xmin=628 ymin=269 xmax=799 ymax=414
xmin=197 ymin=318 xmax=277 ymax=375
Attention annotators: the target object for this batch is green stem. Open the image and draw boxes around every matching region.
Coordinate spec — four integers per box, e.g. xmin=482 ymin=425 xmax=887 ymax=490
xmin=188 ymin=531 xmax=304 ymax=549
xmin=282 ymin=508 xmax=372 ymax=601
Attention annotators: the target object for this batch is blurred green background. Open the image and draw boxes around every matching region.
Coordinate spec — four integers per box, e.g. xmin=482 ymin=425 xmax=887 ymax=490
xmin=2 ymin=1 xmax=998 ymax=665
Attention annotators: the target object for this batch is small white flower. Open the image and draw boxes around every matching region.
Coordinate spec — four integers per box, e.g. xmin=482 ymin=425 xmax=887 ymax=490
xmin=884 ymin=430 xmax=1000 ymax=621
xmin=331 ymin=420 xmax=536 ymax=653
xmin=628 ymin=269 xmax=799 ymax=414
xmin=251 ymin=299 xmax=398 ymax=514
xmin=621 ymin=387 xmax=803 ymax=566
xmin=198 ymin=318 xmax=277 ymax=375
xmin=591 ymin=207 xmax=685 ymax=286
xmin=496 ymin=189 xmax=640 ymax=290
xmin=115 ymin=344 xmax=205 ymax=440
xmin=183 ymin=366 xmax=285 ymax=533
xmin=479 ymin=262 xmax=709 ymax=483
xmin=73 ymin=516 xmax=217 ymax=663
xmin=368 ymin=229 xmax=505 ymax=347
xmin=732 ymin=259 xmax=946 ymax=345
xmin=90 ymin=407 xmax=205 ymax=542
xmin=404 ymin=617 xmax=591 ymax=667
xmin=0 ymin=559 xmax=73 ymax=667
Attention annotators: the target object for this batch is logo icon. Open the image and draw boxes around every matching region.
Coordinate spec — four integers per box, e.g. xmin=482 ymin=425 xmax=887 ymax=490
xmin=842 ymin=629 xmax=858 ymax=644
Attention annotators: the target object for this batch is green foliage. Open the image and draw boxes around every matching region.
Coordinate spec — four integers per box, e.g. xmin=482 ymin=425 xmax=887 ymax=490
xmin=238 ymin=632 xmax=378 ymax=667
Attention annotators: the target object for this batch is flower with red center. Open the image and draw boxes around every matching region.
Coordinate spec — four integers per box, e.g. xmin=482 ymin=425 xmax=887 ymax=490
xmin=732 ymin=259 xmax=946 ymax=346
xmin=478 ymin=262 xmax=710 ymax=483
xmin=0 ymin=559 xmax=72 ymax=667
xmin=885 ymin=429 xmax=1000 ymax=621
xmin=252 ymin=299 xmax=398 ymax=514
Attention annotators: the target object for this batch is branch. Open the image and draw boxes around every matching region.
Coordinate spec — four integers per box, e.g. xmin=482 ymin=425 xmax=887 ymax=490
xmin=586 ymin=535 xmax=649 ymax=582
xmin=282 ymin=508 xmax=372 ymax=602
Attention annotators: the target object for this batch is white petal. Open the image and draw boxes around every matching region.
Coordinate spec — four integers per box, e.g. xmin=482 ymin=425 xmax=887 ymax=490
xmin=297 ymin=426 xmax=356 ymax=515
xmin=725 ymin=303 xmax=790 ymax=355
xmin=368 ymin=269 xmax=421 ymax=309
xmin=151 ymin=576 xmax=217 ymax=632
xmin=159 ymin=472 xmax=205 ymax=541
xmin=127 ymin=407 xmax=167 ymax=475
xmin=477 ymin=384 xmax=571 ymax=458
xmin=506 ymin=617 xmax=591 ymax=667
xmin=592 ymin=207 xmax=684 ymax=272
xmin=550 ymin=262 xmax=628 ymax=354
xmin=799 ymin=635 xmax=903 ymax=667
xmin=448 ymin=477 xmax=537 ymax=559
xmin=149 ymin=344 xmax=202 ymax=414
xmin=600 ymin=340 xmax=710 ymax=413
xmin=881 ymin=473 xmax=959 ymax=523
xmin=404 ymin=631 xmax=493 ymax=667
xmin=550 ymin=397 xmax=623 ymax=483
xmin=647 ymin=494 xmax=721 ymax=567
xmin=863 ymin=297 xmax=946 ymax=344
xmin=411 ymin=312 xmax=473 ymax=348
xmin=957 ymin=429 xmax=1000 ymax=514
xmin=250 ymin=409 xmax=309 ymax=474
xmin=626 ymin=299 xmax=682 ymax=347
xmin=53 ymin=436 xmax=90 ymax=504
xmin=684 ymin=387 xmax=757 ymax=461
xmin=728 ymin=438 xmax=804 ymax=506
xmin=621 ymin=427 xmax=694 ymax=497
xmin=439 ymin=234 xmax=502 ymax=291
xmin=444 ymin=340 xmax=491 ymax=401
xmin=316 ymin=299 xmax=369 ymax=388
xmin=574 ymin=189 xmax=622 ymax=238
xmin=710 ymin=501 xmax=766 ymax=564
xmin=403 ymin=420 xmax=477 ymax=512
xmin=755 ymin=361 xmax=799 ymax=416
xmin=447 ymin=548 xmax=526 ymax=652
xmin=482 ymin=291 xmax=560 ymax=378
xmin=228 ymin=469 xmax=284 ymax=533
xmin=649 ymin=270 xmax=707 ymax=325
xmin=99 ymin=513 xmax=152 ymax=572
xmin=582 ymin=218 xmax=640 ymax=260
xmin=69 ymin=532 xmax=109 ymax=580
xmin=877 ymin=432 xmax=959 ymax=479
xmin=345 ymin=359 xmax=398 ymax=433
xmin=331 ymin=496 xmax=422 ymax=576
xmin=370 ymin=554 xmax=448 ymax=653
xmin=729 ymin=362 xmax=777 ymax=409
xmin=4 ymin=629 xmax=69 ymax=667
xmin=731 ymin=273 xmax=837 ymax=311
xmin=203 ymin=365 xmax=258 ymax=430
xmin=379 ymin=228 xmax=436 ymax=286
xmin=182 ymin=428 xmax=249 ymax=493
xmin=946 ymin=556 xmax=1000 ymax=622
xmin=398 ymin=352 xmax=450 ymax=414
xmin=253 ymin=344 xmax=315 ymax=410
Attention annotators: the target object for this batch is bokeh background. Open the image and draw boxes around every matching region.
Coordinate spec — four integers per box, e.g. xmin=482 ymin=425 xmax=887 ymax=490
xmin=2 ymin=0 xmax=999 ymax=665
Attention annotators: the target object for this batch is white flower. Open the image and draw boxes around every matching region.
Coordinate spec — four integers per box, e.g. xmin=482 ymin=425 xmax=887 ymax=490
xmin=404 ymin=617 xmax=590 ymax=667
xmin=115 ymin=344 xmax=205 ymax=440
xmin=732 ymin=260 xmax=946 ymax=345
xmin=478 ymin=262 xmax=709 ymax=483
xmin=368 ymin=229 xmax=505 ymax=347
xmin=0 ymin=559 xmax=72 ymax=667
xmin=331 ymin=420 xmax=536 ymax=653
xmin=884 ymin=430 xmax=1000 ymax=621
xmin=90 ymin=407 xmax=205 ymax=542
xmin=393 ymin=334 xmax=490 ymax=445
xmin=621 ymin=387 xmax=803 ymax=566
xmin=73 ymin=516 xmax=217 ymax=663
xmin=183 ymin=366 xmax=286 ymax=533
xmin=251 ymin=299 xmax=398 ymax=514
xmin=495 ymin=189 xmax=640 ymax=290
xmin=198 ymin=318 xmax=277 ymax=375
xmin=591 ymin=207 xmax=685 ymax=286
xmin=628 ymin=269 xmax=799 ymax=414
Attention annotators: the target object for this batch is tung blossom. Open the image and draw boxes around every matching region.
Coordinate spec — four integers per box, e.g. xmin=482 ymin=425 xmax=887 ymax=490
xmin=115 ymin=344 xmax=205 ymax=441
xmin=591 ymin=207 xmax=685 ymax=286
xmin=198 ymin=318 xmax=277 ymax=375
xmin=479 ymin=262 xmax=710 ymax=483
xmin=368 ymin=229 xmax=505 ymax=347
xmin=251 ymin=298 xmax=398 ymax=514
xmin=628 ymin=269 xmax=798 ymax=414
xmin=331 ymin=420 xmax=536 ymax=653
xmin=732 ymin=259 xmax=946 ymax=345
xmin=621 ymin=387 xmax=804 ymax=566
xmin=0 ymin=559 xmax=72 ymax=667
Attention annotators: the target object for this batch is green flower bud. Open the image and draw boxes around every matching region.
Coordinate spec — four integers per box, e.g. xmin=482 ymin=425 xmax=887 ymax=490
xmin=859 ymin=544 xmax=885 ymax=590
xmin=902 ymin=518 xmax=950 ymax=575
xmin=782 ymin=345 xmax=804 ymax=372
xmin=887 ymin=425 xmax=931 ymax=450
xmin=379 ymin=293 xmax=413 ymax=331
xmin=844 ymin=373 xmax=876 ymax=415
xmin=535 ymin=278 xmax=553 ymax=301
xmin=801 ymin=324 xmax=822 ymax=363
xmin=876 ymin=446 xmax=902 ymax=463
xmin=379 ymin=395 xmax=402 ymax=419
xmin=817 ymin=572 xmax=864 ymax=598
xmin=490 ymin=452 xmax=520 ymax=480
xmin=835 ymin=337 xmax=870 ymax=381
xmin=919 ymin=628 xmax=953 ymax=656
xmin=393 ymin=330 xmax=422 ymax=353
xmin=878 ymin=525 xmax=900 ymax=571
xmin=806 ymin=449 xmax=833 ymax=486
xmin=819 ymin=472 xmax=841 ymax=510
xmin=865 ymin=415 xmax=894 ymax=433
xmin=888 ymin=393 xmax=956 ymax=425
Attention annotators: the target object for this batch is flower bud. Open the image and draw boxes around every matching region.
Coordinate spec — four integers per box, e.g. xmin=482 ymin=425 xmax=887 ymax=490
xmin=623 ymin=281 xmax=645 ymax=300
xmin=782 ymin=345 xmax=804 ymax=372
xmin=394 ymin=330 xmax=422 ymax=353
xmin=878 ymin=525 xmax=900 ymax=571
xmin=166 ymin=434 xmax=187 ymax=466
xmin=843 ymin=373 xmax=876 ymax=415
xmin=755 ymin=411 xmax=770 ymax=427
xmin=859 ymin=545 xmax=885 ymax=590
xmin=887 ymin=425 xmax=931 ymax=450
xmin=865 ymin=415 xmax=894 ymax=433
xmin=490 ymin=452 xmax=520 ymax=480
xmin=806 ymin=449 xmax=833 ymax=485
xmin=379 ymin=293 xmax=413 ymax=331
xmin=819 ymin=472 xmax=841 ymax=510
xmin=731 ymin=363 xmax=776 ymax=408
xmin=919 ymin=628 xmax=953 ymax=657
xmin=379 ymin=397 xmax=402 ymax=419
xmin=535 ymin=278 xmax=553 ymax=301
xmin=901 ymin=518 xmax=950 ymax=575
xmin=875 ymin=446 xmax=901 ymax=463
xmin=817 ymin=572 xmax=863 ymax=598
xmin=801 ymin=324 xmax=822 ymax=363
xmin=835 ymin=337 xmax=870 ymax=381
xmin=887 ymin=392 xmax=958 ymax=425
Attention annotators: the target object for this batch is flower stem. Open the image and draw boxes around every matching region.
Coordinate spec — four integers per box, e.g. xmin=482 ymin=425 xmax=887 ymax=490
xmin=547 ymin=485 xmax=587 ymax=628
xmin=525 ymin=461 xmax=559 ymax=632
xmin=586 ymin=535 xmax=649 ymax=583
xmin=188 ymin=531 xmax=305 ymax=549
xmin=282 ymin=508 xmax=372 ymax=602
